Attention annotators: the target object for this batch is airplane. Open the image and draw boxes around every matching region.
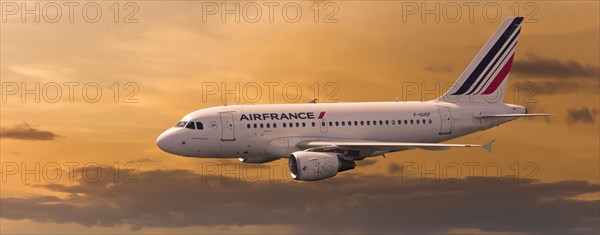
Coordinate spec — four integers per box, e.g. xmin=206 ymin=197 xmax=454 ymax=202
xmin=156 ymin=16 xmax=549 ymax=181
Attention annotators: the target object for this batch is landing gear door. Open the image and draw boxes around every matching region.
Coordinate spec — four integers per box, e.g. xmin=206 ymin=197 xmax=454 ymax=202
xmin=219 ymin=112 xmax=235 ymax=141
xmin=438 ymin=107 xmax=452 ymax=135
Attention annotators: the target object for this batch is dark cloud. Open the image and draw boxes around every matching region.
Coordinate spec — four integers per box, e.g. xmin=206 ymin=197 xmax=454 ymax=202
xmin=134 ymin=158 xmax=161 ymax=164
xmin=388 ymin=162 xmax=402 ymax=174
xmin=512 ymin=53 xmax=599 ymax=79
xmin=507 ymin=77 xmax=600 ymax=96
xmin=0 ymin=123 xmax=59 ymax=141
xmin=1 ymin=168 xmax=598 ymax=234
xmin=523 ymin=103 xmax=551 ymax=123
xmin=508 ymin=53 xmax=599 ymax=95
xmin=514 ymin=80 xmax=584 ymax=95
xmin=423 ymin=64 xmax=453 ymax=73
xmin=567 ymin=107 xmax=599 ymax=125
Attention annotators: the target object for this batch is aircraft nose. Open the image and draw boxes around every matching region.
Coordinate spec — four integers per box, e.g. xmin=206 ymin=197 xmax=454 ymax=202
xmin=156 ymin=131 xmax=173 ymax=153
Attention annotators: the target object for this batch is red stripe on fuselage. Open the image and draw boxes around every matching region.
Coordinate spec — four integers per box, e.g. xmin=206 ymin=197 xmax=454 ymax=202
xmin=318 ymin=112 xmax=326 ymax=119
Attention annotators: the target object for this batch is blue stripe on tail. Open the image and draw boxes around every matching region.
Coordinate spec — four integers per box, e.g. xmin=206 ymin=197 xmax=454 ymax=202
xmin=451 ymin=17 xmax=523 ymax=95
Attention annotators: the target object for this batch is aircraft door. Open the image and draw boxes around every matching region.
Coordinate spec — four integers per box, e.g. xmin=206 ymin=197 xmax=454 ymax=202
xmin=219 ymin=112 xmax=236 ymax=141
xmin=320 ymin=119 xmax=328 ymax=133
xmin=438 ymin=107 xmax=452 ymax=135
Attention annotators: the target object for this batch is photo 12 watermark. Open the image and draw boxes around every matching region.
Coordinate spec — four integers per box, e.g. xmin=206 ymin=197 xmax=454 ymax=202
xmin=399 ymin=81 xmax=541 ymax=104
xmin=396 ymin=161 xmax=540 ymax=183
xmin=1 ymin=81 xmax=140 ymax=103
xmin=0 ymin=161 xmax=140 ymax=183
xmin=201 ymin=81 xmax=339 ymax=104
xmin=200 ymin=1 xmax=339 ymax=23
xmin=1 ymin=1 xmax=140 ymax=23
xmin=401 ymin=1 xmax=539 ymax=23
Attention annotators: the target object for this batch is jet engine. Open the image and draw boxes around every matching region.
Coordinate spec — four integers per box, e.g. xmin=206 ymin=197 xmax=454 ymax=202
xmin=288 ymin=151 xmax=356 ymax=181
xmin=239 ymin=157 xmax=280 ymax=164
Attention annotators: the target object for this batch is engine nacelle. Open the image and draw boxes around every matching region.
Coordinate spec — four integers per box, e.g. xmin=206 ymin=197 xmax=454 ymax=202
xmin=239 ymin=157 xmax=280 ymax=164
xmin=288 ymin=151 xmax=356 ymax=181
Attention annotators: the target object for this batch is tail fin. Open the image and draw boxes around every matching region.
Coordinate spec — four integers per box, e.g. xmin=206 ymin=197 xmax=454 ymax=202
xmin=438 ymin=17 xmax=523 ymax=104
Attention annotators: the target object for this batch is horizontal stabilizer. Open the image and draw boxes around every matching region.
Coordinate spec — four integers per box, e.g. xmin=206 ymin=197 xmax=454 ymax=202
xmin=474 ymin=113 xmax=553 ymax=118
xmin=482 ymin=139 xmax=495 ymax=153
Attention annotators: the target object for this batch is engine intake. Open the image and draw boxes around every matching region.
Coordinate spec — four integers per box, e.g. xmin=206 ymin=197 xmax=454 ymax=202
xmin=288 ymin=151 xmax=356 ymax=181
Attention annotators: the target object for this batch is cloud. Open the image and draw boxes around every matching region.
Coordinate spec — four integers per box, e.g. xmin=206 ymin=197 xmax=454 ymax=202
xmin=388 ymin=162 xmax=402 ymax=174
xmin=0 ymin=123 xmax=59 ymax=140
xmin=516 ymin=80 xmax=585 ymax=95
xmin=567 ymin=107 xmax=599 ymax=125
xmin=512 ymin=53 xmax=599 ymax=79
xmin=1 ymin=168 xmax=598 ymax=234
xmin=134 ymin=158 xmax=161 ymax=164
xmin=523 ymin=103 xmax=551 ymax=123
xmin=508 ymin=53 xmax=599 ymax=95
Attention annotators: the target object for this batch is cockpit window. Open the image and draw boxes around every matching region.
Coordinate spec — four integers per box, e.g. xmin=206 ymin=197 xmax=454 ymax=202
xmin=175 ymin=121 xmax=187 ymax=128
xmin=196 ymin=122 xmax=204 ymax=130
xmin=186 ymin=121 xmax=196 ymax=129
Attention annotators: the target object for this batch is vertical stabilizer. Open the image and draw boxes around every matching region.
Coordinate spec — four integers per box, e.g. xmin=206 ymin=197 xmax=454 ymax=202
xmin=438 ymin=17 xmax=523 ymax=104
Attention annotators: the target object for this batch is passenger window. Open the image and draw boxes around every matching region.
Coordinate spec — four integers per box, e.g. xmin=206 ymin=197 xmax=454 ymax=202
xmin=302 ymin=122 xmax=306 ymax=127
xmin=361 ymin=121 xmax=364 ymax=126
xmin=422 ymin=119 xmax=426 ymax=124
xmin=329 ymin=122 xmax=333 ymax=126
xmin=386 ymin=120 xmax=389 ymax=125
xmin=266 ymin=123 xmax=270 ymax=128
xmin=273 ymin=123 xmax=277 ymax=128
xmin=283 ymin=123 xmax=287 ymax=128
xmin=416 ymin=120 xmax=420 ymax=124
xmin=429 ymin=119 xmax=432 ymax=124
xmin=348 ymin=121 xmax=352 ymax=126
xmin=247 ymin=124 xmax=250 ymax=129
xmin=410 ymin=120 xmax=414 ymax=124
xmin=296 ymin=123 xmax=299 ymax=127
xmin=186 ymin=122 xmax=195 ymax=129
xmin=367 ymin=121 xmax=370 ymax=125
xmin=260 ymin=123 xmax=264 ymax=128
xmin=342 ymin=121 xmax=345 ymax=126
xmin=312 ymin=122 xmax=316 ymax=127
xmin=404 ymin=120 xmax=408 ymax=125
xmin=354 ymin=121 xmax=358 ymax=126
xmin=196 ymin=122 xmax=204 ymax=130
xmin=253 ymin=124 xmax=257 ymax=128
xmin=335 ymin=121 xmax=339 ymax=126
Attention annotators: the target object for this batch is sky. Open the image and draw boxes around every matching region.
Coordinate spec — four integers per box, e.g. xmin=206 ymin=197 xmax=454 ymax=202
xmin=1 ymin=1 xmax=599 ymax=234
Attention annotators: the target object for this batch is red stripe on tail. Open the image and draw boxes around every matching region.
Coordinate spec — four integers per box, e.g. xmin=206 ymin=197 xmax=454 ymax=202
xmin=483 ymin=54 xmax=514 ymax=95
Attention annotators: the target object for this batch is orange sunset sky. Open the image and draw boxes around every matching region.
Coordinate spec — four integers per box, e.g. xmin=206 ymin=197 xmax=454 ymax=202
xmin=1 ymin=1 xmax=599 ymax=234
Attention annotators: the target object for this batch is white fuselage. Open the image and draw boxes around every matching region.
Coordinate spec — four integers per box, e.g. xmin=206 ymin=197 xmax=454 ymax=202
xmin=156 ymin=101 xmax=525 ymax=159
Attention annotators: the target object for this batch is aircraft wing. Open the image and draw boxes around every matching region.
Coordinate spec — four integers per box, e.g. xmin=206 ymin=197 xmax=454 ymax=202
xmin=297 ymin=139 xmax=495 ymax=154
